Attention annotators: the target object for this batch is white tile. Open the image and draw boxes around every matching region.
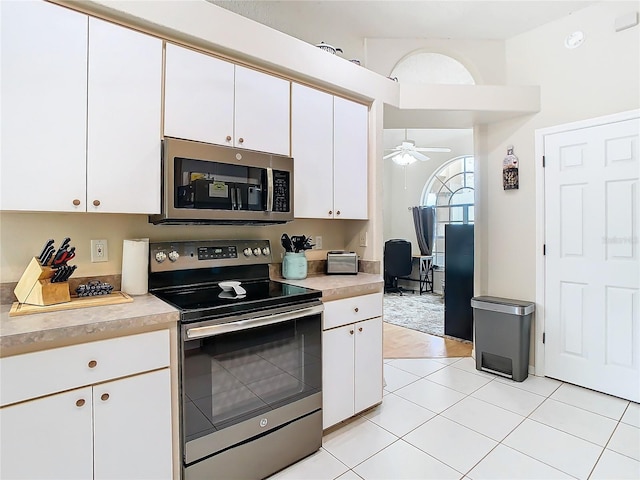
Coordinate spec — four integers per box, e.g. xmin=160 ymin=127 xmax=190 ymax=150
xmin=353 ymin=439 xmax=461 ymax=480
xmin=426 ymin=366 xmax=493 ymax=395
xmin=404 ymin=416 xmax=497 ymax=474
xmin=335 ymin=471 xmax=363 ymax=480
xmin=530 ymin=398 xmax=618 ymax=446
xmin=433 ymin=357 xmax=465 ymax=365
xmin=362 ymin=393 xmax=436 ymax=437
xmin=621 ymin=402 xmax=640 ymax=428
xmin=450 ymin=356 xmax=496 ymax=379
xmin=503 ymin=419 xmax=603 ymax=479
xmin=550 ymin=383 xmax=629 ymax=420
xmin=590 ymin=449 xmax=640 ymax=480
xmin=441 ymin=396 xmax=525 ymax=441
xmin=268 ymin=448 xmax=348 ymax=479
xmin=322 ymin=417 xmax=397 ymax=468
xmin=471 ymin=380 xmax=546 ymax=416
xmin=383 ymin=363 xmax=420 ymax=392
xmin=467 ymin=444 xmax=573 ymax=480
xmin=495 ymin=374 xmax=562 ymax=397
xmin=394 ymin=378 xmax=466 ymax=413
xmin=387 ymin=358 xmax=448 ymax=377
xmin=607 ymin=422 xmax=640 ymax=461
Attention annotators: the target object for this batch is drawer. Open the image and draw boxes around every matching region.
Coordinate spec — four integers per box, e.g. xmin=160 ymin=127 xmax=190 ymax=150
xmin=0 ymin=329 xmax=169 ymax=407
xmin=323 ymin=293 xmax=383 ymax=330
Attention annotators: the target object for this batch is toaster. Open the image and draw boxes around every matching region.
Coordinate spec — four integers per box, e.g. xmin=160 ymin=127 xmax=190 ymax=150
xmin=326 ymin=251 xmax=358 ymax=275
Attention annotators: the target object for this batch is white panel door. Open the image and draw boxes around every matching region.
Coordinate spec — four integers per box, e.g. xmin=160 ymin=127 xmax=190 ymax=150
xmin=234 ymin=66 xmax=290 ymax=155
xmin=322 ymin=324 xmax=355 ymax=429
xmin=545 ymin=117 xmax=639 ymax=402
xmin=354 ymin=317 xmax=383 ymax=413
xmin=333 ymin=97 xmax=368 ymax=219
xmin=164 ymin=43 xmax=235 ymax=146
xmin=93 ymin=369 xmax=173 ymax=480
xmin=0 ymin=0 xmax=87 ymax=212
xmin=0 ymin=387 xmax=93 ymax=479
xmin=291 ymin=83 xmax=334 ymax=218
xmin=87 ymin=17 xmax=162 ymax=214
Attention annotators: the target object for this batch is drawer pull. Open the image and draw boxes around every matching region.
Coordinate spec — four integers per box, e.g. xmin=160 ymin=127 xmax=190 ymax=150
xmin=349 ymin=329 xmax=354 ymax=335
xmin=328 ymin=210 xmax=332 ymax=216
xmin=226 ymin=135 xmax=232 ymax=142
xmin=238 ymin=137 xmax=244 ymax=144
xmin=354 ymin=307 xmax=359 ymax=313
xmin=336 ymin=210 xmax=341 ymax=216
xmin=359 ymin=327 xmax=363 ymax=332
xmin=101 ymin=393 xmax=110 ymax=402
xmin=88 ymin=360 xmax=97 ymax=368
xmin=76 ymin=399 xmax=85 ymax=407
xmin=72 ymin=199 xmax=81 ymax=206
xmin=93 ymin=200 xmax=100 ymax=207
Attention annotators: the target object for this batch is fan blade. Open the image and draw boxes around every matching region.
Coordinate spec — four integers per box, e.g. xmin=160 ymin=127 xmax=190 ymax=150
xmin=413 ymin=151 xmax=431 ymax=162
xmin=383 ymin=152 xmax=401 ymax=160
xmin=383 ymin=147 xmax=402 ymax=152
xmin=414 ymin=147 xmax=452 ymax=153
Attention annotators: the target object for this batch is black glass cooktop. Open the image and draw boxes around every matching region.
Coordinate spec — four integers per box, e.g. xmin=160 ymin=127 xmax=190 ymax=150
xmin=154 ymin=280 xmax=322 ymax=322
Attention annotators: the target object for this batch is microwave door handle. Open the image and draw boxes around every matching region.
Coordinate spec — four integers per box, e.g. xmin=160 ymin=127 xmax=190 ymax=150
xmin=236 ymin=187 xmax=243 ymax=210
xmin=266 ymin=167 xmax=274 ymax=212
xmin=230 ymin=186 xmax=237 ymax=210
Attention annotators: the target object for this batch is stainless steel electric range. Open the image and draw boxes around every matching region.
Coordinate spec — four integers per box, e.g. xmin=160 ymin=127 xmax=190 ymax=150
xmin=149 ymin=240 xmax=323 ymax=480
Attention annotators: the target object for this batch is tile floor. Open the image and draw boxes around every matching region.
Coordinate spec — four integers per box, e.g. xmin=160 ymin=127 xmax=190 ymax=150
xmin=269 ymin=357 xmax=640 ymax=480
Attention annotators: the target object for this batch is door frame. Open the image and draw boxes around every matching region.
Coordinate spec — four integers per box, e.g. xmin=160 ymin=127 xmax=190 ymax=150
xmin=534 ymin=108 xmax=640 ymax=377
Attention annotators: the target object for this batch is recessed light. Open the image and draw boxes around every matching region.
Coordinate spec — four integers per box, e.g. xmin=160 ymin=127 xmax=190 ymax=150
xmin=565 ymin=31 xmax=585 ymax=49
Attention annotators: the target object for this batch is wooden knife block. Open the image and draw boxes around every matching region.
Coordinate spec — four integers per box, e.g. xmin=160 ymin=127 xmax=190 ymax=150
xmin=14 ymin=257 xmax=70 ymax=306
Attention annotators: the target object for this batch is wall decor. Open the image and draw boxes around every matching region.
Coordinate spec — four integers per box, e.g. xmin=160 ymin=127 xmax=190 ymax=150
xmin=503 ymin=145 xmax=519 ymax=190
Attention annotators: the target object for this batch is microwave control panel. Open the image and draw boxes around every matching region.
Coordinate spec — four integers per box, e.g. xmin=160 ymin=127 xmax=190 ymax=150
xmin=273 ymin=171 xmax=290 ymax=212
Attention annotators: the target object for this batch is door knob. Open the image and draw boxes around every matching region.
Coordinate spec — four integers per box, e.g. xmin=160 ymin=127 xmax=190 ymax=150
xmin=93 ymin=200 xmax=100 ymax=207
xmin=75 ymin=399 xmax=85 ymax=407
xmin=72 ymin=199 xmax=81 ymax=206
xmin=100 ymin=393 xmax=110 ymax=402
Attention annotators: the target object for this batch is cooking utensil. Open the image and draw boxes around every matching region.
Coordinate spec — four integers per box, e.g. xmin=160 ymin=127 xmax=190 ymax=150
xmin=38 ymin=239 xmax=54 ymax=262
xmin=51 ymin=237 xmax=71 ymax=266
xmin=218 ymin=281 xmax=247 ymax=297
xmin=281 ymin=233 xmax=293 ymax=252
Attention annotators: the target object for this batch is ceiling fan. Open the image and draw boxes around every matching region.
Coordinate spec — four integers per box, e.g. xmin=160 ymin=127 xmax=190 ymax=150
xmin=384 ymin=131 xmax=452 ymax=165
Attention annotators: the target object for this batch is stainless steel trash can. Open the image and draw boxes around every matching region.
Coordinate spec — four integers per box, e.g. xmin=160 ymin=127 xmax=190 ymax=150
xmin=471 ymin=296 xmax=535 ymax=382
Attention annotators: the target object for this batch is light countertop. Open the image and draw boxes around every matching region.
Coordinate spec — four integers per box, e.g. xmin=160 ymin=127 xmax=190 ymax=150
xmin=277 ymin=272 xmax=384 ymax=301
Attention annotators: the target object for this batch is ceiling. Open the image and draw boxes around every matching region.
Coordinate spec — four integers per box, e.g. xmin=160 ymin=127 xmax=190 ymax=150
xmin=209 ymin=1 xmax=597 ymax=43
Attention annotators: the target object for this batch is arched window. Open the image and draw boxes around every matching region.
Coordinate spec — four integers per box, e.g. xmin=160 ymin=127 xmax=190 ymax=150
xmin=421 ymin=156 xmax=474 ymax=266
xmin=390 ymin=52 xmax=476 ymax=84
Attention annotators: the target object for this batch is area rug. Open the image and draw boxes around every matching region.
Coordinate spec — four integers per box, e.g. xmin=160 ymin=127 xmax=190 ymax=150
xmin=383 ymin=292 xmax=445 ymax=337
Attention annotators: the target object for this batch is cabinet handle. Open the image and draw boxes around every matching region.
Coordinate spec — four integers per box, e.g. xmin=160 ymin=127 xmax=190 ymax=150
xmin=76 ymin=399 xmax=85 ymax=407
xmin=359 ymin=327 xmax=363 ymax=332
xmin=354 ymin=307 xmax=359 ymax=313
xmin=328 ymin=210 xmax=332 ymax=215
xmin=349 ymin=329 xmax=354 ymax=335
xmin=92 ymin=200 xmax=100 ymax=207
xmin=226 ymin=135 xmax=232 ymax=142
xmin=72 ymin=199 xmax=81 ymax=206
xmin=100 ymin=393 xmax=110 ymax=402
xmin=238 ymin=137 xmax=244 ymax=144
xmin=336 ymin=210 xmax=341 ymax=215
xmin=88 ymin=360 xmax=97 ymax=368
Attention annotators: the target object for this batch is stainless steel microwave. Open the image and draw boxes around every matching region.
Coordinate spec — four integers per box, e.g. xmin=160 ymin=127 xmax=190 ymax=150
xmin=150 ymin=137 xmax=294 ymax=225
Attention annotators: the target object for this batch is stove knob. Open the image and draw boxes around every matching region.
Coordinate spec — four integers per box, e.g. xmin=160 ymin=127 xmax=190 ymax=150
xmin=243 ymin=248 xmax=253 ymax=257
xmin=262 ymin=247 xmax=270 ymax=256
xmin=253 ymin=248 xmax=261 ymax=256
xmin=155 ymin=251 xmax=167 ymax=263
xmin=168 ymin=250 xmax=180 ymax=262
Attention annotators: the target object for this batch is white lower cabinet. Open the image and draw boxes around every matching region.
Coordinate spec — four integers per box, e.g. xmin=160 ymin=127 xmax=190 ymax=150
xmin=322 ymin=293 xmax=383 ymax=429
xmin=0 ymin=331 xmax=173 ymax=480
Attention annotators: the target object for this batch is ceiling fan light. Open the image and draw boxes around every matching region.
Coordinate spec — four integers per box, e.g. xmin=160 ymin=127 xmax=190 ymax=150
xmin=392 ymin=153 xmax=417 ymax=166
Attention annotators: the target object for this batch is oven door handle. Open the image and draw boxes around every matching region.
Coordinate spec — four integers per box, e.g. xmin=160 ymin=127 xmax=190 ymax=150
xmin=185 ymin=304 xmax=324 ymax=339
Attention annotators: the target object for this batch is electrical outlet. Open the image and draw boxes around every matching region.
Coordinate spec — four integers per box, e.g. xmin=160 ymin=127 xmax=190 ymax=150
xmin=359 ymin=231 xmax=368 ymax=247
xmin=91 ymin=239 xmax=109 ymax=262
xmin=315 ymin=236 xmax=322 ymax=250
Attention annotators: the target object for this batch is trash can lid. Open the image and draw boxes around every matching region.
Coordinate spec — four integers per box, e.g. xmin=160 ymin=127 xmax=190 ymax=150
xmin=471 ymin=296 xmax=535 ymax=315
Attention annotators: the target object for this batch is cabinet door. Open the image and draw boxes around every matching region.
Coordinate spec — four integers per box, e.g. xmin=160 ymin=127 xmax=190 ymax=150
xmin=234 ymin=65 xmax=290 ymax=155
xmin=0 ymin=0 xmax=87 ymax=212
xmin=0 ymin=387 xmax=93 ymax=479
xmin=333 ymin=97 xmax=368 ymax=219
xmin=87 ymin=17 xmax=162 ymax=214
xmin=93 ymin=369 xmax=172 ymax=480
xmin=291 ymin=83 xmax=334 ymax=218
xmin=164 ymin=43 xmax=234 ymax=146
xmin=354 ymin=317 xmax=383 ymax=414
xmin=322 ymin=324 xmax=355 ymax=429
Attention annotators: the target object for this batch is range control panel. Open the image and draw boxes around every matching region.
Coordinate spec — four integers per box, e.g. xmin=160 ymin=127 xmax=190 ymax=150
xmin=149 ymin=240 xmax=272 ymax=273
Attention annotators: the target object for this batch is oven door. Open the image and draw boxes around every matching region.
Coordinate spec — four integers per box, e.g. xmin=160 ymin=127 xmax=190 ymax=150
xmin=180 ymin=302 xmax=323 ymax=467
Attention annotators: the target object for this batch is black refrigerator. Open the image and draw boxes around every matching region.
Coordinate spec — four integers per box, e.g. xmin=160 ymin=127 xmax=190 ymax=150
xmin=444 ymin=224 xmax=474 ymax=341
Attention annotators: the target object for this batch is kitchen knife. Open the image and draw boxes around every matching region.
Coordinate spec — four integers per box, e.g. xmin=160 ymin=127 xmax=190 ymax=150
xmin=40 ymin=245 xmax=55 ymax=266
xmin=60 ymin=265 xmax=76 ymax=282
xmin=50 ymin=267 xmax=64 ymax=283
xmin=38 ymin=239 xmax=55 ymax=262
xmin=51 ymin=238 xmax=70 ymax=265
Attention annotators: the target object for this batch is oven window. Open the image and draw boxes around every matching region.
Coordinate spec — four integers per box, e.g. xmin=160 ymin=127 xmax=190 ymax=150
xmin=182 ymin=314 xmax=321 ymax=443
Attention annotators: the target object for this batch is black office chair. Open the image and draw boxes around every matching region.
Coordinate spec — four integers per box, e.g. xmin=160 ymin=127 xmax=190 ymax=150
xmin=384 ymin=239 xmax=414 ymax=295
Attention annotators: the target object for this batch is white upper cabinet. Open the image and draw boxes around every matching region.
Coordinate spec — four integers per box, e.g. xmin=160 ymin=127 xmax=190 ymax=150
xmin=164 ymin=44 xmax=291 ymax=156
xmin=291 ymin=84 xmax=369 ymax=219
xmin=164 ymin=43 xmax=235 ymax=146
xmin=333 ymin=97 xmax=368 ymax=219
xmin=0 ymin=0 xmax=88 ymax=212
xmin=234 ymin=65 xmax=290 ymax=155
xmin=291 ymin=83 xmax=334 ymax=218
xmin=87 ymin=18 xmax=162 ymax=214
